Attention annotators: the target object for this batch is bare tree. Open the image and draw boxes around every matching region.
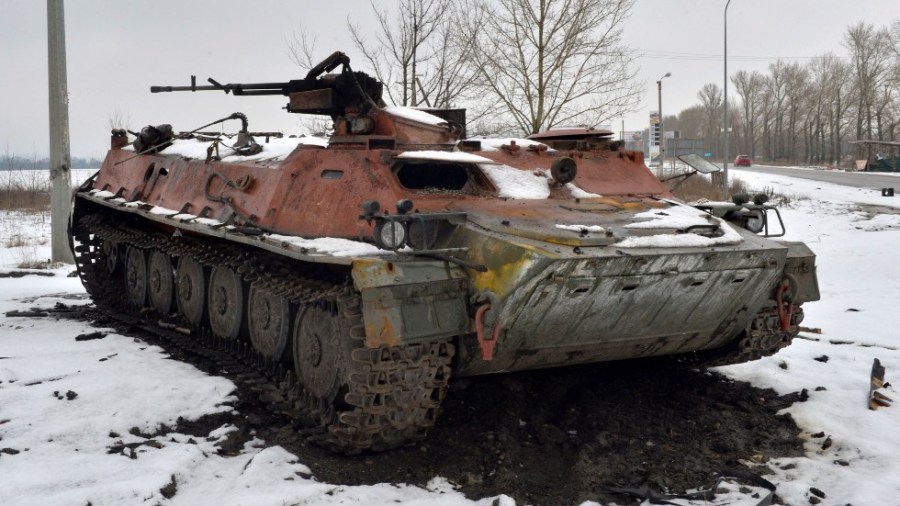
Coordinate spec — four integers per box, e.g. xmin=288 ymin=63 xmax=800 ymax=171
xmin=463 ymin=0 xmax=640 ymax=135
xmin=782 ymin=62 xmax=809 ymax=162
xmin=731 ymin=70 xmax=765 ymax=158
xmin=107 ymin=109 xmax=131 ymax=132
xmin=348 ymin=0 xmax=453 ymax=107
xmin=657 ymin=18 xmax=900 ymax=167
xmin=697 ymin=83 xmax=722 ymax=156
xmin=844 ymin=22 xmax=892 ymax=147
xmin=412 ymin=8 xmax=482 ymax=109
xmin=285 ymin=27 xmax=334 ymax=136
xmin=667 ymin=105 xmax=706 ymax=141
xmin=287 ymin=26 xmax=319 ymax=71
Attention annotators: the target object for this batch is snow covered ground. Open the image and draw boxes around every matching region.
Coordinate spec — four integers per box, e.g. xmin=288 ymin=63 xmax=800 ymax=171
xmin=1 ymin=167 xmax=899 ymax=505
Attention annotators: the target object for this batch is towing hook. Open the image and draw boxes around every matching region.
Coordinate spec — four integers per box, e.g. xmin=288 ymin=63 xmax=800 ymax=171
xmin=775 ymin=275 xmax=798 ymax=331
xmin=475 ymin=304 xmax=501 ymax=361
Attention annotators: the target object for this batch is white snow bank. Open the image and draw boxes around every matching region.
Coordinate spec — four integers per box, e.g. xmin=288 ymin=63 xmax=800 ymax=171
xmin=0 ymin=271 xmax=510 ymax=506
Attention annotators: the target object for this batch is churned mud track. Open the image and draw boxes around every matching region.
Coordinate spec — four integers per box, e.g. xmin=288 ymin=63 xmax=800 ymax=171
xmin=65 ymin=304 xmax=805 ymax=506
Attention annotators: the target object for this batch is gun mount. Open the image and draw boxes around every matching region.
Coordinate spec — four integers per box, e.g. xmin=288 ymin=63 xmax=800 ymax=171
xmin=150 ymin=51 xmax=459 ymax=145
xmin=151 ymin=51 xmax=384 ymax=117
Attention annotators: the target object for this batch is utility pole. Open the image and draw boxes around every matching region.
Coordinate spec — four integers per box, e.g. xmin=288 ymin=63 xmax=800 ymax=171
xmin=411 ymin=20 xmax=418 ymax=107
xmin=722 ymin=0 xmax=733 ymax=200
xmin=657 ymin=72 xmax=671 ymax=174
xmin=48 ymin=0 xmax=73 ymax=263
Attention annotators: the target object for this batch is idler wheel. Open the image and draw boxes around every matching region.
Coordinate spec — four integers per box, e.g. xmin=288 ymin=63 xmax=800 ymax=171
xmin=124 ymin=247 xmax=147 ymax=308
xmin=101 ymin=240 xmax=119 ymax=273
xmin=248 ymin=284 xmax=291 ymax=360
xmin=207 ymin=265 xmax=244 ymax=340
xmin=293 ymin=304 xmax=342 ymax=400
xmin=148 ymin=250 xmax=175 ymax=314
xmin=175 ymin=256 xmax=206 ymax=326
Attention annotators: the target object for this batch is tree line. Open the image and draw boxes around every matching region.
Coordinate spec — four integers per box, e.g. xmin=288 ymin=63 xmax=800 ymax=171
xmin=667 ymin=20 xmax=900 ymax=167
xmin=293 ymin=0 xmax=640 ymax=137
xmin=1 ymin=153 xmax=103 ymax=171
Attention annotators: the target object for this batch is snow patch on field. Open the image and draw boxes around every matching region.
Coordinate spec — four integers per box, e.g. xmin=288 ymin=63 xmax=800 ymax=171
xmin=2 ymin=166 xmax=900 ymax=505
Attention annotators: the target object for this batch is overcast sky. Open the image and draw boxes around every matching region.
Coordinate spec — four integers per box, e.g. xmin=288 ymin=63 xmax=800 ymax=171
xmin=2 ymin=0 xmax=897 ymax=159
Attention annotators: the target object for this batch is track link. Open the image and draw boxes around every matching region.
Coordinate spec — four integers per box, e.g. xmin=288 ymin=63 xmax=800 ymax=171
xmin=696 ymin=305 xmax=804 ymax=367
xmin=71 ymin=206 xmax=454 ymax=454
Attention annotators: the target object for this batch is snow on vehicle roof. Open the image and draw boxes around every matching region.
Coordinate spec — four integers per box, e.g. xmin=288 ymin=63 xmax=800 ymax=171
xmin=479 ymin=163 xmax=550 ymax=199
xmin=477 ymin=138 xmax=550 ymax=152
xmin=122 ymin=135 xmax=326 ymax=162
xmin=556 ymin=224 xmax=606 ymax=233
xmin=617 ymin=202 xmax=743 ymax=248
xmin=266 ymin=234 xmax=382 ymax=257
xmin=395 ymin=150 xmax=498 ymax=164
xmin=566 ymin=182 xmax=602 ymax=199
xmin=382 ymin=106 xmax=448 ymax=126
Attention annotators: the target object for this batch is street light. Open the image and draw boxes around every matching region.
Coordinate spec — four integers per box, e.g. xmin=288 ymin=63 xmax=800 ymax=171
xmin=657 ymin=72 xmax=671 ymax=173
xmin=723 ymin=0 xmax=733 ymax=200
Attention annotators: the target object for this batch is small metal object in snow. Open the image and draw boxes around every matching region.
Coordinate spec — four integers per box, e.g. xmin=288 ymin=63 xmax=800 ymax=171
xmin=869 ymin=358 xmax=893 ymax=410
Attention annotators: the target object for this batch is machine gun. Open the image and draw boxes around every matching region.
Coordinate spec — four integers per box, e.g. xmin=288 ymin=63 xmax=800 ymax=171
xmin=150 ymin=51 xmax=384 ymax=116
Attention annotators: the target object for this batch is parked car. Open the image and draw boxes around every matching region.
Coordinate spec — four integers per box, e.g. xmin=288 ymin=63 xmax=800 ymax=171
xmin=735 ymin=155 xmax=752 ymax=167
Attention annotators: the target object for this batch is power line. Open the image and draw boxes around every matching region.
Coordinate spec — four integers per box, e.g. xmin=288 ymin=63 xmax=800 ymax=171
xmin=636 ymin=49 xmax=848 ymax=62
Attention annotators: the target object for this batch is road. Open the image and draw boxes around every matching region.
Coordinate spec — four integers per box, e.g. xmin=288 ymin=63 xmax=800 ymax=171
xmin=731 ymin=164 xmax=900 ymax=190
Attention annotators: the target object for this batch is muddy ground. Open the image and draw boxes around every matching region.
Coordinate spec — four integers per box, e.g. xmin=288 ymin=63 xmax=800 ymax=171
xmin=83 ymin=308 xmax=806 ymax=505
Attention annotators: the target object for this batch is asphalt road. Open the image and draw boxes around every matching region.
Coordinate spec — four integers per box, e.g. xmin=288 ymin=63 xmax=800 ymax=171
xmin=731 ymin=164 xmax=900 ymax=190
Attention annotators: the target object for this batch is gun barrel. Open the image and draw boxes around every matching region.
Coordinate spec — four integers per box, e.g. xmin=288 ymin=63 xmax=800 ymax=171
xmin=150 ymin=82 xmax=291 ymax=95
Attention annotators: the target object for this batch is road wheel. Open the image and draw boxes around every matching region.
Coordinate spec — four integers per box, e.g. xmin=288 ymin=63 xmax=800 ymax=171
xmin=248 ymin=284 xmax=291 ymax=360
xmin=208 ymin=265 xmax=244 ymax=340
xmin=176 ymin=256 xmax=206 ymax=326
xmin=125 ymin=246 xmax=147 ymax=308
xmin=148 ymin=250 xmax=175 ymax=314
xmin=293 ymin=303 xmax=343 ymax=400
xmin=101 ymin=240 xmax=119 ymax=274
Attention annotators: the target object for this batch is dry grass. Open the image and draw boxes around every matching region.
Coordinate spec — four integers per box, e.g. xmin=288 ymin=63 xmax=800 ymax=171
xmin=0 ymin=171 xmax=51 ymax=211
xmin=667 ymin=172 xmax=794 ymax=208
xmin=670 ymin=173 xmax=749 ymax=202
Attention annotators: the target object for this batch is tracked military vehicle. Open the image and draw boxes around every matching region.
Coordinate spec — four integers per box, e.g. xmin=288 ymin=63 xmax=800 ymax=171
xmin=70 ymin=52 xmax=819 ymax=453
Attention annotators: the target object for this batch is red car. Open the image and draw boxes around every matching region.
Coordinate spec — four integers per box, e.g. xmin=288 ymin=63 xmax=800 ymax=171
xmin=734 ymin=155 xmax=752 ymax=167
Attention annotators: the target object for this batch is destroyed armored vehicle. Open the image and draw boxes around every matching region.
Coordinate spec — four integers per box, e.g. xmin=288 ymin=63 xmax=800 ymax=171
xmin=70 ymin=52 xmax=819 ymax=453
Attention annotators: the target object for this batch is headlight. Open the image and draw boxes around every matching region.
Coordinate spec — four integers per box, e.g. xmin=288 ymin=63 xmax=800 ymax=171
xmin=408 ymin=219 xmax=439 ymax=250
xmin=374 ymin=220 xmax=408 ymax=250
xmin=745 ymin=209 xmax=766 ymax=233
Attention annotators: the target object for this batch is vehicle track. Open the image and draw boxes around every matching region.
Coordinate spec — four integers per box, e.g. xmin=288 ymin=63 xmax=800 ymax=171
xmin=71 ymin=208 xmax=453 ymax=454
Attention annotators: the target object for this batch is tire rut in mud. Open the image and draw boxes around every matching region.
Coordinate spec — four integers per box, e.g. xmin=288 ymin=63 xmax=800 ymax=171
xmin=72 ymin=306 xmax=804 ymax=505
xmin=278 ymin=361 xmax=803 ymax=505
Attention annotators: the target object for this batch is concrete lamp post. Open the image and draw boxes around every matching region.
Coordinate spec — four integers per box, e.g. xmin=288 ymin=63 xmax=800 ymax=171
xmin=723 ymin=0 xmax=733 ymax=200
xmin=657 ymin=72 xmax=671 ymax=174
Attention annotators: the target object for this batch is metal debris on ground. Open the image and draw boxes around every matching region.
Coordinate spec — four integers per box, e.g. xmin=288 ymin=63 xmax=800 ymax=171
xmin=869 ymin=358 xmax=893 ymax=410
